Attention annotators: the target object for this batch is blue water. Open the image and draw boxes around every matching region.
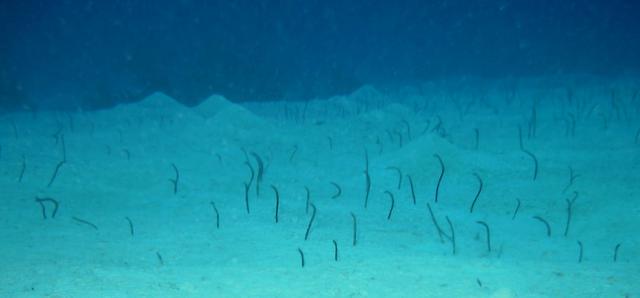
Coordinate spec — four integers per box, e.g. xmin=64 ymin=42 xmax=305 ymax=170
xmin=2 ymin=0 xmax=639 ymax=110
xmin=1 ymin=1 xmax=639 ymax=297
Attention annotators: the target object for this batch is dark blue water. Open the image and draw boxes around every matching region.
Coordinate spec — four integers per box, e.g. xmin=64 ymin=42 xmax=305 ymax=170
xmin=1 ymin=0 xmax=639 ymax=110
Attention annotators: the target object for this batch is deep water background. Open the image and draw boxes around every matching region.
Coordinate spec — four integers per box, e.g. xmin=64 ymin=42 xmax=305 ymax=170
xmin=1 ymin=0 xmax=639 ymax=110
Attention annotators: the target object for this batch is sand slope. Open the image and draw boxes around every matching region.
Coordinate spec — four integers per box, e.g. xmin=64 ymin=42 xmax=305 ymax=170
xmin=0 ymin=77 xmax=638 ymax=297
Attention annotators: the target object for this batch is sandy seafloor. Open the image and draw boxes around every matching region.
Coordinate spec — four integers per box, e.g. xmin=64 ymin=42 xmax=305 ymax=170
xmin=0 ymin=76 xmax=638 ymax=297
